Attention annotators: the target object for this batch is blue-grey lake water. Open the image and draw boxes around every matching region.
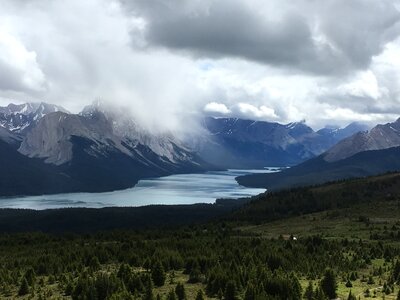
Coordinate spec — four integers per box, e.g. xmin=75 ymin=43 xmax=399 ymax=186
xmin=0 ymin=169 xmax=277 ymax=210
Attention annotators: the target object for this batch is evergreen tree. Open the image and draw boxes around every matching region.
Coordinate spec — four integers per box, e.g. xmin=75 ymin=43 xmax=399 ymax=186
xmin=167 ymin=289 xmax=177 ymax=300
xmin=188 ymin=261 xmax=202 ymax=283
xmin=244 ymin=282 xmax=256 ymax=300
xmin=144 ymin=276 xmax=154 ymax=300
xmin=347 ymin=290 xmax=356 ymax=300
xmin=345 ymin=279 xmax=353 ymax=287
xmin=24 ymin=268 xmax=36 ymax=286
xmin=18 ymin=278 xmax=29 ymax=296
xmin=320 ymin=269 xmax=337 ymax=299
xmin=175 ymin=282 xmax=186 ymax=300
xmin=224 ymin=280 xmax=237 ymax=300
xmin=290 ymin=273 xmax=302 ymax=299
xmin=314 ymin=287 xmax=326 ymax=300
xmin=151 ymin=261 xmax=166 ymax=287
xmin=217 ymin=288 xmax=223 ymax=300
xmin=303 ymin=281 xmax=314 ymax=300
xmin=195 ymin=289 xmax=205 ymax=300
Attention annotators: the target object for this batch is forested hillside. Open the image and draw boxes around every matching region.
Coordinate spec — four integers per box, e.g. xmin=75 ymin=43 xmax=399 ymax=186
xmin=0 ymin=173 xmax=399 ymax=299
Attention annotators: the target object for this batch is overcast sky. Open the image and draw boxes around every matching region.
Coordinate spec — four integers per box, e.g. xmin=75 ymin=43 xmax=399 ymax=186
xmin=0 ymin=0 xmax=400 ymax=130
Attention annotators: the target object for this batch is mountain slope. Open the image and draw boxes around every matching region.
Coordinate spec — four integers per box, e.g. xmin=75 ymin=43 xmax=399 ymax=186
xmin=324 ymin=118 xmax=400 ymax=162
xmin=237 ymin=118 xmax=400 ymax=190
xmin=237 ymin=146 xmax=400 ymax=190
xmin=190 ymin=117 xmax=367 ymax=168
xmin=0 ymin=139 xmax=81 ymax=196
xmin=11 ymin=109 xmax=210 ymax=195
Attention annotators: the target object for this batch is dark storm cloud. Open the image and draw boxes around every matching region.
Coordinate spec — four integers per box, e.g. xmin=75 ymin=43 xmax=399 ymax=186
xmin=123 ymin=0 xmax=400 ymax=75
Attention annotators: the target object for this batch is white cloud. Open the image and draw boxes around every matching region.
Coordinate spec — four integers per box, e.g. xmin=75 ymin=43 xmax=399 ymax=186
xmin=233 ymin=103 xmax=278 ymax=120
xmin=0 ymin=0 xmax=399 ymax=131
xmin=337 ymin=70 xmax=383 ymax=99
xmin=204 ymin=102 xmax=231 ymax=114
xmin=0 ymin=28 xmax=46 ymax=92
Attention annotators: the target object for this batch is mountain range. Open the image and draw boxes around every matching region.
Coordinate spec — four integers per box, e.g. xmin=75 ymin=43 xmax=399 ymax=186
xmin=192 ymin=117 xmax=368 ymax=168
xmin=0 ymin=100 xmax=383 ymax=196
xmin=238 ymin=118 xmax=400 ymax=190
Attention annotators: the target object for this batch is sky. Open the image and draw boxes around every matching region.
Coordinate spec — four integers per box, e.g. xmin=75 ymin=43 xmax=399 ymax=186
xmin=0 ymin=0 xmax=400 ymax=130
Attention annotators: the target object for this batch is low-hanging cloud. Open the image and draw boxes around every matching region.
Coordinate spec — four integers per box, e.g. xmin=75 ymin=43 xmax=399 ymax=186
xmin=0 ymin=0 xmax=400 ymax=131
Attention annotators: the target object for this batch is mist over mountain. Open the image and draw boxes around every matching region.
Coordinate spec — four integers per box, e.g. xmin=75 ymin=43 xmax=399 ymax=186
xmin=0 ymin=100 xmax=378 ymax=196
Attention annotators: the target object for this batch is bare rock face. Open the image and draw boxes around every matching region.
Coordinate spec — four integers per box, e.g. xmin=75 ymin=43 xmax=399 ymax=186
xmin=324 ymin=118 xmax=400 ymax=162
xmin=18 ymin=111 xmax=128 ymax=165
xmin=81 ymin=101 xmax=196 ymax=165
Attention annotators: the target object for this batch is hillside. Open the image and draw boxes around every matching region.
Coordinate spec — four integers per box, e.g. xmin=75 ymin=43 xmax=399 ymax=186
xmin=0 ymin=173 xmax=399 ymax=299
xmin=237 ymin=146 xmax=400 ymax=190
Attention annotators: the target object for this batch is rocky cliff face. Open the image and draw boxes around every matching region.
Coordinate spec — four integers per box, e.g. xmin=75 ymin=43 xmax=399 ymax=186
xmin=19 ymin=111 xmax=128 ymax=165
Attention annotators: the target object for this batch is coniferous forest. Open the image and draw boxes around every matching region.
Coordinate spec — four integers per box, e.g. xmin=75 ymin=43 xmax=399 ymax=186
xmin=0 ymin=173 xmax=399 ymax=299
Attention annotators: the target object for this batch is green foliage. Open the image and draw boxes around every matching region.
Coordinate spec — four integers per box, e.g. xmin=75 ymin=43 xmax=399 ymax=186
xmin=244 ymin=282 xmax=256 ymax=300
xmin=175 ymin=282 xmax=186 ymax=300
xmin=152 ymin=261 xmax=166 ymax=287
xmin=303 ymin=281 xmax=314 ymax=300
xmin=18 ymin=277 xmax=29 ymax=296
xmin=195 ymin=289 xmax=205 ymax=300
xmin=347 ymin=290 xmax=356 ymax=300
xmin=166 ymin=289 xmax=177 ymax=300
xmin=320 ymin=269 xmax=337 ymax=299
xmin=224 ymin=280 xmax=237 ymax=300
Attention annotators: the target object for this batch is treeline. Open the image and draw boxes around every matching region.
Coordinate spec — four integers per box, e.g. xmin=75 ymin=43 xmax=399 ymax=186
xmin=230 ymin=173 xmax=400 ymax=224
xmin=0 ymin=229 xmax=399 ymax=299
xmin=0 ymin=198 xmax=248 ymax=233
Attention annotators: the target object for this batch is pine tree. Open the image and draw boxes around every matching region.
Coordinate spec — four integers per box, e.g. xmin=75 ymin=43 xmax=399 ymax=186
xmin=188 ymin=261 xmax=201 ymax=283
xmin=320 ymin=269 xmax=337 ymax=299
xmin=151 ymin=261 xmax=166 ymax=287
xmin=244 ymin=283 xmax=256 ymax=300
xmin=24 ymin=268 xmax=36 ymax=286
xmin=304 ymin=281 xmax=314 ymax=300
xmin=18 ymin=278 xmax=29 ymax=296
xmin=224 ymin=281 xmax=237 ymax=300
xmin=144 ymin=276 xmax=154 ymax=300
xmin=175 ymin=282 xmax=186 ymax=300
xmin=347 ymin=290 xmax=356 ymax=300
xmin=167 ymin=289 xmax=177 ymax=300
xmin=195 ymin=289 xmax=205 ymax=300
xmin=314 ymin=287 xmax=326 ymax=300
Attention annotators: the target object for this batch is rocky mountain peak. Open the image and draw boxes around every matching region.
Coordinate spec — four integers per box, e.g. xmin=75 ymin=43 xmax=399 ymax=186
xmin=0 ymin=102 xmax=69 ymax=133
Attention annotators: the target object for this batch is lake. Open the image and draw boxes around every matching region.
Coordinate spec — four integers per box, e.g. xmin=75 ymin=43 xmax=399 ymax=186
xmin=0 ymin=168 xmax=278 ymax=210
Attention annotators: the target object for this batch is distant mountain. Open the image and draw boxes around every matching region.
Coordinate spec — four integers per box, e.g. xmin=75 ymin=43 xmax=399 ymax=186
xmin=189 ymin=117 xmax=367 ymax=168
xmin=324 ymin=118 xmax=400 ymax=162
xmin=0 ymin=100 xmax=373 ymax=196
xmin=237 ymin=118 xmax=400 ymax=190
xmin=81 ymin=101 xmax=200 ymax=167
xmin=0 ymin=102 xmax=69 ymax=133
xmin=11 ymin=105 xmax=210 ymax=196
xmin=237 ymin=146 xmax=400 ymax=190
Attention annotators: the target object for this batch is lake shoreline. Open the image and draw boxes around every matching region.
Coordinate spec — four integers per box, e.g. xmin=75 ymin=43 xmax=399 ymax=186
xmin=0 ymin=169 xmax=270 ymax=210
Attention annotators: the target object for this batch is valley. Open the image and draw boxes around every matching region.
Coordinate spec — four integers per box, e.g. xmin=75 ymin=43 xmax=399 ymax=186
xmin=0 ymin=173 xmax=398 ymax=299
